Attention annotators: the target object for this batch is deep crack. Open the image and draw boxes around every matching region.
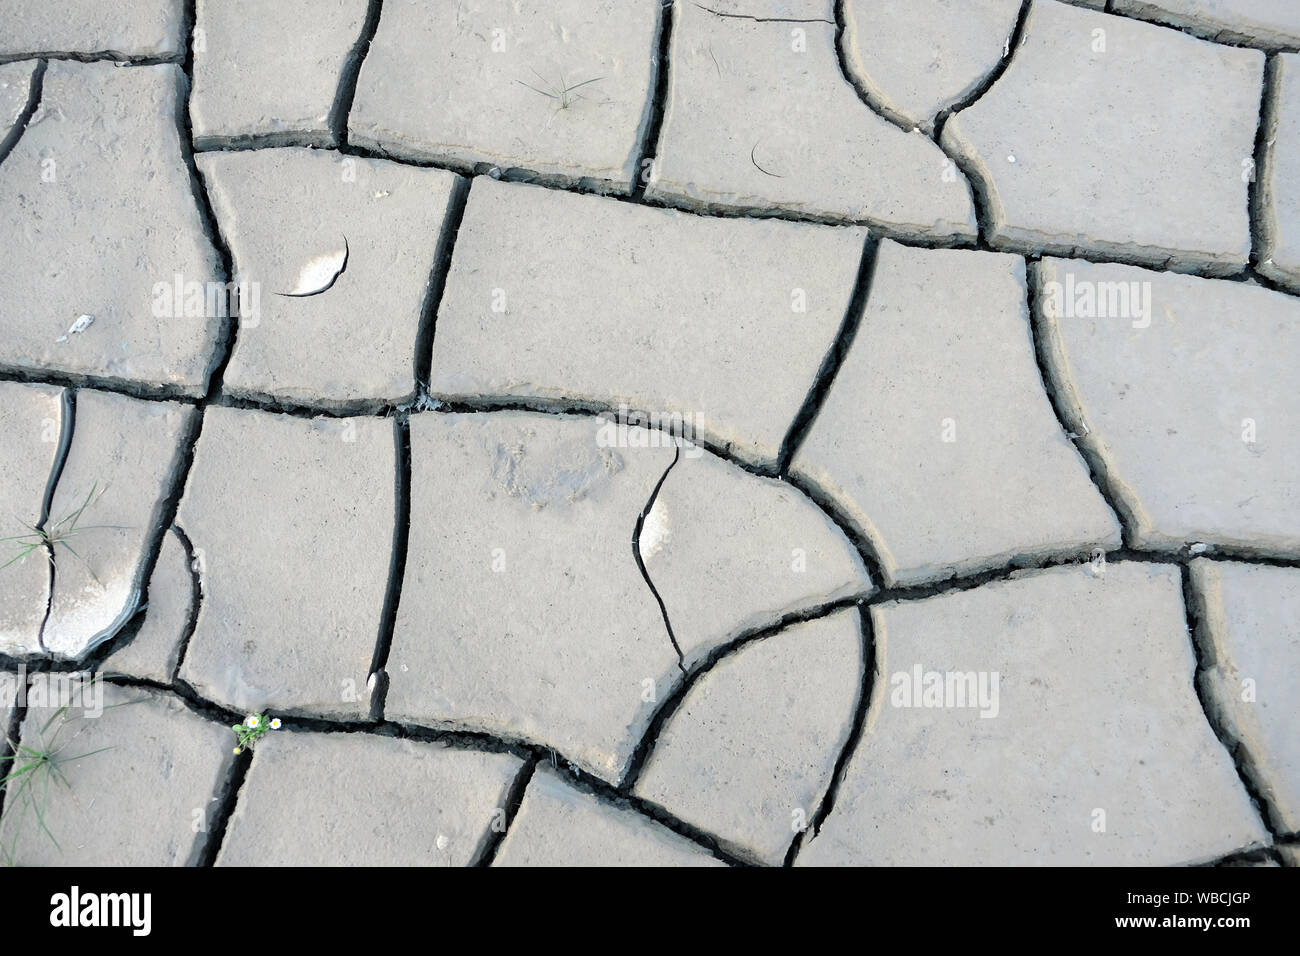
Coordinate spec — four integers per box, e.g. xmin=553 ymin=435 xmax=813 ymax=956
xmin=633 ymin=442 xmax=686 ymax=674
xmin=0 ymin=57 xmax=45 ymax=169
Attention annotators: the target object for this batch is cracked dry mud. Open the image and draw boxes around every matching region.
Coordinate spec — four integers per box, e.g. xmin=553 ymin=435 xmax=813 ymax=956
xmin=0 ymin=0 xmax=1296 ymax=868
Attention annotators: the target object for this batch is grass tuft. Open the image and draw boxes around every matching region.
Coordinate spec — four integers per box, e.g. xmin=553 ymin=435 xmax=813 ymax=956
xmin=1 ymin=482 xmax=125 ymax=586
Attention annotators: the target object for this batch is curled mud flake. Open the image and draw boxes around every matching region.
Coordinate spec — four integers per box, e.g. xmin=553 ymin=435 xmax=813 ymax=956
xmin=54 ymin=313 xmax=94 ymax=343
xmin=640 ymin=498 xmax=671 ymax=560
xmin=276 ymin=237 xmax=349 ymax=297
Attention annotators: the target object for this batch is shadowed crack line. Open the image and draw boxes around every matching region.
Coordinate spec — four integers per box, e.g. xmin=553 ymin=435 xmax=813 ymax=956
xmin=95 ymin=672 xmax=745 ymax=865
xmin=832 ymin=0 xmax=913 ymax=133
xmin=214 ymin=391 xmax=397 ymax=420
xmin=830 ymin=0 xmax=992 ymax=240
xmin=194 ymin=137 xmax=976 ymax=240
xmin=1244 ymin=264 xmax=1295 ymax=297
xmin=1248 ymin=53 xmax=1282 ymax=275
xmin=783 ymin=467 xmax=888 ymax=586
xmin=0 ymin=52 xmax=181 ymax=66
xmin=176 ymin=139 xmax=1300 ymax=290
xmin=1181 ymin=564 xmax=1287 ymax=842
xmin=924 ymin=0 xmax=1036 ymax=245
xmin=1097 ymin=4 xmax=1300 ymax=54
xmin=76 ymin=399 xmax=211 ymax=664
xmin=66 ymin=0 xmax=246 ymax=682
xmin=195 ymin=746 xmax=252 ymax=866
xmin=1196 ymin=844 xmax=1283 ymax=867
xmin=470 ymin=756 xmax=537 ymax=866
xmin=0 ymin=14 xmax=1295 ymax=873
xmin=35 ymin=387 xmax=76 ymax=546
xmin=592 ymin=790 xmax=749 ymax=866
xmin=784 ymin=602 xmax=876 ymax=864
xmin=5 ymin=385 xmax=1297 ymax=678
xmin=692 ymin=1 xmax=832 ymax=24
xmin=619 ymin=593 xmax=865 ymax=793
xmin=862 ymin=547 xmax=1300 ymax=608
xmin=524 ymin=748 xmax=750 ymax=865
xmin=0 ymin=58 xmax=44 ymax=169
xmin=869 ymin=550 xmax=1090 ymax=605
xmin=1024 ymin=259 xmax=1136 ymax=547
xmin=929 ymin=0 xmax=1031 ymax=136
xmin=0 ymin=368 xmax=201 ymax=403
xmin=40 ymin=544 xmax=1292 ymax=689
xmin=777 ymin=232 xmax=878 ymax=475
xmin=33 ymin=390 xmax=76 ymax=655
xmin=60 ymin=380 xmax=205 ymax=662
xmin=328 ymin=0 xmax=384 ymax=148
xmin=365 ymin=417 xmax=410 ymax=720
xmin=0 ymin=670 xmax=32 ymax=828
xmin=192 ymin=130 xmax=334 ymax=151
xmin=337 ymin=136 xmax=636 ymax=196
xmin=413 ymin=175 xmax=472 ymax=403
xmin=428 ymin=396 xmax=782 ymax=477
xmin=181 ymin=3 xmax=241 ymax=410
xmin=631 ymin=0 xmax=676 ymax=200
xmin=633 ymin=443 xmax=686 ymax=673
xmin=934 ymin=130 xmax=998 ymax=247
xmin=163 ymin=524 xmax=203 ymax=682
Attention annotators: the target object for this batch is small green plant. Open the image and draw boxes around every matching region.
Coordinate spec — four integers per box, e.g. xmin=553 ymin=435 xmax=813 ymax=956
xmin=0 ymin=705 xmax=113 ymax=860
xmin=231 ymin=713 xmax=281 ymax=755
xmin=517 ymin=69 xmax=604 ymax=111
xmin=1 ymin=482 xmax=124 ymax=586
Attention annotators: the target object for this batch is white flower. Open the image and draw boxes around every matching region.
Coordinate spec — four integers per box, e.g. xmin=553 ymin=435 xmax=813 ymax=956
xmin=245 ymin=715 xmax=259 ymax=729
xmin=270 ymin=718 xmax=281 ymax=730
